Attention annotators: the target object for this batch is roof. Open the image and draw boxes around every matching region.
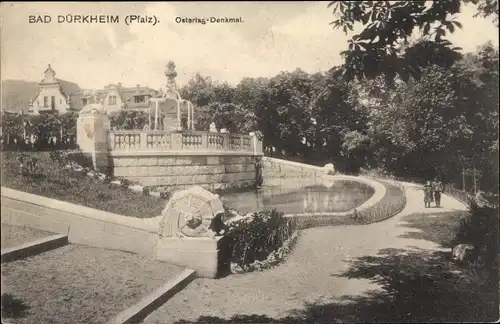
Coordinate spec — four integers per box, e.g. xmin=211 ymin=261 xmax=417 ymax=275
xmin=2 ymin=78 xmax=161 ymax=114
xmin=118 ymin=85 xmax=160 ymax=109
xmin=58 ymin=79 xmax=81 ymax=99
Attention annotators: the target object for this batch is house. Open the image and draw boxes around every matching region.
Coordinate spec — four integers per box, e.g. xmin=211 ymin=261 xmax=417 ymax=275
xmin=74 ymin=83 xmax=160 ymax=115
xmin=21 ymin=64 xmax=160 ymax=115
xmin=101 ymin=83 xmax=160 ymax=114
xmin=28 ymin=65 xmax=82 ymax=115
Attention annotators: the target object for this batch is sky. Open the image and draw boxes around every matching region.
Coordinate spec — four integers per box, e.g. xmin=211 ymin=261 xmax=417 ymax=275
xmin=1 ymin=1 xmax=498 ymax=90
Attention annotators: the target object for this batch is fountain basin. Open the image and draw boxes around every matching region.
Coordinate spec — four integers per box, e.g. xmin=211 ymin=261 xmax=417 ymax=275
xmin=219 ymin=179 xmax=375 ymax=215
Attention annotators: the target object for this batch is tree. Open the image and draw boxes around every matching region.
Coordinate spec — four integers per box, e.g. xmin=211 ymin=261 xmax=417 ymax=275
xmin=179 ymin=73 xmax=215 ymax=108
xmin=361 ymin=42 xmax=499 ymax=187
xmin=329 ymin=0 xmax=469 ymax=82
xmin=465 ymin=0 xmax=499 ymax=26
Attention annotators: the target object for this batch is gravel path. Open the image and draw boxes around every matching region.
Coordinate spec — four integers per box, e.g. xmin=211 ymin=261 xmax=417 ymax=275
xmin=143 ymin=184 xmax=497 ymax=323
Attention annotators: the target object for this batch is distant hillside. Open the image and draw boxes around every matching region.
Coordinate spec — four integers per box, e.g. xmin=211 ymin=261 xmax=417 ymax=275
xmin=1 ymin=79 xmax=81 ymax=114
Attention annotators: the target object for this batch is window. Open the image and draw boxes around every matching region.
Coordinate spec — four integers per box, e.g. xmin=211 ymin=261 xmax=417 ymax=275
xmin=82 ymin=98 xmax=87 ymax=106
xmin=51 ymin=96 xmax=55 ymax=110
xmin=43 ymin=96 xmax=48 ymax=107
xmin=108 ymin=95 xmax=117 ymax=105
xmin=60 ymin=99 xmax=62 ymax=104
xmin=134 ymin=95 xmax=145 ymax=104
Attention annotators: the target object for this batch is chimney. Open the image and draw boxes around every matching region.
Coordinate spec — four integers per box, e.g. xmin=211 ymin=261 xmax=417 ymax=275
xmin=118 ymin=82 xmax=122 ymax=87
xmin=136 ymin=84 xmax=140 ymax=88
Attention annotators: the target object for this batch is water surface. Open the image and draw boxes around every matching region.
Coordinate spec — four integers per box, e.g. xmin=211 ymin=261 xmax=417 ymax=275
xmin=220 ymin=180 xmax=375 ymax=215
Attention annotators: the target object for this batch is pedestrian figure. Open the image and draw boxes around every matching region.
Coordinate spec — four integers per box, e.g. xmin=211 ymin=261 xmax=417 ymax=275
xmin=424 ymin=181 xmax=433 ymax=208
xmin=432 ymin=177 xmax=444 ymax=207
xmin=254 ymin=156 xmax=263 ymax=189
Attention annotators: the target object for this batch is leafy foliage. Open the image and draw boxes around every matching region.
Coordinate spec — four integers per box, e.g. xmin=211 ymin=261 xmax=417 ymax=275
xmin=328 ymin=0 xmax=481 ymax=82
xmin=465 ymin=0 xmax=499 ymax=26
xmin=109 ymin=110 xmax=150 ymax=130
xmin=452 ymin=197 xmax=499 ymax=283
xmin=1 ymin=112 xmax=78 ymax=151
xmin=363 ymin=42 xmax=498 ymax=192
xmin=221 ymin=210 xmax=297 ymax=270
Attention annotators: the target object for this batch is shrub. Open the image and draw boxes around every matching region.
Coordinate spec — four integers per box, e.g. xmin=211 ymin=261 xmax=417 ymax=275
xmin=221 ymin=209 xmax=298 ymax=271
xmin=452 ymin=199 xmax=499 ymax=274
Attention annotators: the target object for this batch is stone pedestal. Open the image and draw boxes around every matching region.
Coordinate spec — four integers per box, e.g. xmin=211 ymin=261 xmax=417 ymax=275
xmin=77 ymin=103 xmax=111 ymax=173
xmin=154 ymin=186 xmax=226 ymax=278
xmin=155 ymin=236 xmax=221 ymax=278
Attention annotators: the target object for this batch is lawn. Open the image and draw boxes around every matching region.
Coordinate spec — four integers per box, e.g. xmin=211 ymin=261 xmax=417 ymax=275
xmin=1 ymin=224 xmax=55 ymax=250
xmin=1 ymin=244 xmax=185 ymax=324
xmin=1 ymin=151 xmax=165 ymax=218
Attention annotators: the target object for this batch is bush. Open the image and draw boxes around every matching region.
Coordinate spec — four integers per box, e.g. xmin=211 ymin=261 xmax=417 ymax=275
xmin=221 ymin=210 xmax=297 ymax=271
xmin=452 ymin=199 xmax=499 ymax=274
xmin=1 ymin=112 xmax=78 ymax=152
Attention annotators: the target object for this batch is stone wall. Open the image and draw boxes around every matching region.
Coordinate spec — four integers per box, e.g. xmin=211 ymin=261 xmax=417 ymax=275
xmin=0 ymin=187 xmax=160 ymax=257
xmin=1 ymin=186 xmax=226 ymax=278
xmin=262 ymin=157 xmax=327 ymax=187
xmin=112 ymin=154 xmax=257 ymax=191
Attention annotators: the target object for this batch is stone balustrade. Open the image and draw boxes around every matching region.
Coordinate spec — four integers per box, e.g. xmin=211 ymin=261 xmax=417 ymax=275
xmin=109 ymin=130 xmax=261 ymax=154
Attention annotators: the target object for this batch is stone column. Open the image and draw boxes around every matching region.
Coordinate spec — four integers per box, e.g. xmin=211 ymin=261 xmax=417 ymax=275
xmin=77 ymin=103 xmax=111 ymax=174
xmin=177 ymin=101 xmax=181 ymax=129
xmin=186 ymin=101 xmax=190 ymax=130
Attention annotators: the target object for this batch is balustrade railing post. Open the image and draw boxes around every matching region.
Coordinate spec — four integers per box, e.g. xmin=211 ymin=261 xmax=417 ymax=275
xmin=201 ymin=133 xmax=208 ymax=149
xmin=171 ymin=132 xmax=182 ymax=150
xmin=140 ymin=132 xmax=147 ymax=150
xmin=223 ymin=133 xmax=230 ymax=151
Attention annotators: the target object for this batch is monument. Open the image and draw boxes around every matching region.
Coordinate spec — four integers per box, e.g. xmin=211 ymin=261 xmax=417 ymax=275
xmin=76 ymin=102 xmax=110 ymax=173
xmin=155 ymin=186 xmax=226 ymax=278
xmin=158 ymin=186 xmax=225 ymax=238
xmin=149 ymin=61 xmax=195 ymax=132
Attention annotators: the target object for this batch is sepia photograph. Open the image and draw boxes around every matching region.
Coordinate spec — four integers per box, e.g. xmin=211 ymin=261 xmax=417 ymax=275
xmin=0 ymin=1 xmax=499 ymax=323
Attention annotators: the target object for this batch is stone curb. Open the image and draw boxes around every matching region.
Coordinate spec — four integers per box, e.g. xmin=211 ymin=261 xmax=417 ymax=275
xmin=1 ymin=234 xmax=69 ymax=263
xmin=107 ymin=268 xmax=196 ymax=324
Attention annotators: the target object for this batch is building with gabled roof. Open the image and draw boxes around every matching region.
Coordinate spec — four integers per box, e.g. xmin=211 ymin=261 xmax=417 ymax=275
xmin=24 ymin=64 xmax=160 ymax=115
xmin=28 ymin=64 xmax=82 ymax=115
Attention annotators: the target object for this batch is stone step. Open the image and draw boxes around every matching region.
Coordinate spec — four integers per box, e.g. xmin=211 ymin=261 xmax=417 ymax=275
xmin=107 ymin=268 xmax=196 ymax=324
xmin=1 ymin=234 xmax=69 ymax=263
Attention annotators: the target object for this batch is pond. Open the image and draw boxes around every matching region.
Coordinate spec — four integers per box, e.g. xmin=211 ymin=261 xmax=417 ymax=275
xmin=219 ymin=180 xmax=375 ymax=215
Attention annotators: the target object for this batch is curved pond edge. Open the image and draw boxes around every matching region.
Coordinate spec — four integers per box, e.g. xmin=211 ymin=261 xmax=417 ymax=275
xmin=283 ymin=177 xmax=406 ymax=229
xmin=259 ymin=157 xmax=408 ymax=228
xmin=262 ymin=157 xmax=387 ymax=218
xmin=282 ymin=175 xmax=386 ymax=218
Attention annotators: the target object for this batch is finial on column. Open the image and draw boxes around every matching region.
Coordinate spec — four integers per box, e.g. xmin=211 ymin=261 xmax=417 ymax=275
xmin=165 ymin=61 xmax=178 ymax=91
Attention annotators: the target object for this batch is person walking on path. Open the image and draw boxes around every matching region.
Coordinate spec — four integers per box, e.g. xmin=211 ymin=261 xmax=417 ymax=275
xmin=432 ymin=177 xmax=444 ymax=207
xmin=424 ymin=181 xmax=433 ymax=208
xmin=254 ymin=156 xmax=264 ymax=189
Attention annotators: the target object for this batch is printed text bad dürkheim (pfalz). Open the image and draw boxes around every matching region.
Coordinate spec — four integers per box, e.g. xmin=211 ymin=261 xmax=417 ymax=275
xmin=29 ymin=14 xmax=244 ymax=25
